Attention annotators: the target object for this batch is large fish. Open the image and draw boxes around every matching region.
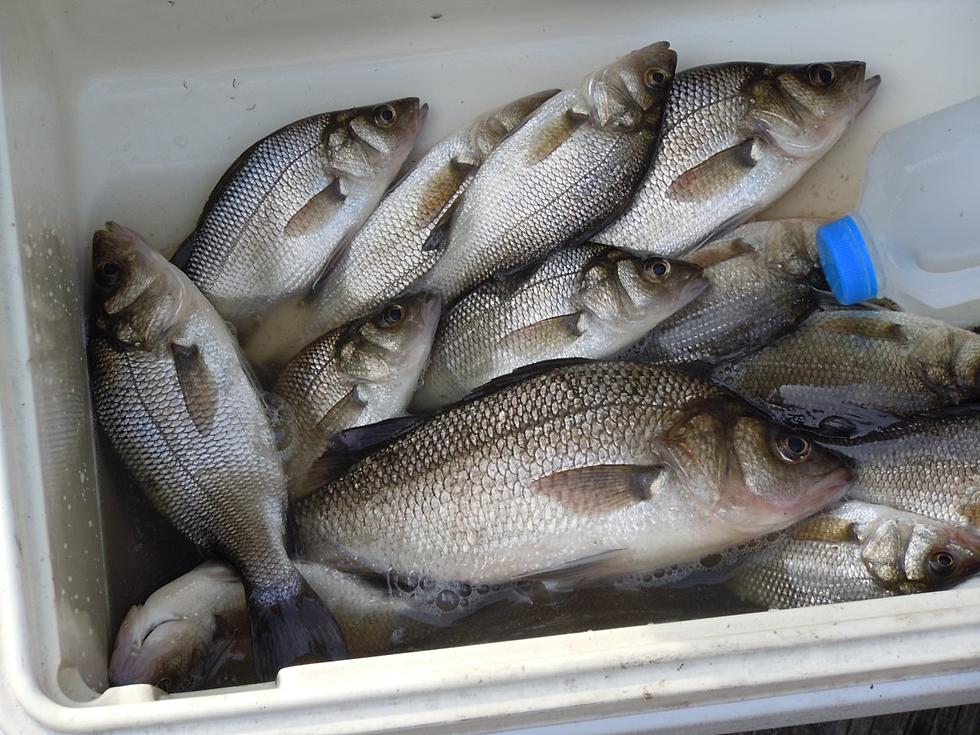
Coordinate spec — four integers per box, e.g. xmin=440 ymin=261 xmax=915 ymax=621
xmin=412 ymin=244 xmax=705 ymax=411
xmin=89 ymin=223 xmax=345 ymax=681
xmin=620 ymin=219 xmax=824 ymax=369
xmin=820 ymin=410 xmax=980 ymax=528
xmin=595 ymin=62 xmax=880 ymax=254
xmin=242 ymin=90 xmax=559 ymax=370
xmin=110 ymin=558 xmax=759 ymax=692
xmin=173 ymin=98 xmax=426 ymax=335
xmin=712 ymin=310 xmax=980 ymax=437
xmin=728 ymin=501 xmax=980 ymax=608
xmin=417 ymin=42 xmax=677 ymax=302
xmin=296 ymin=361 xmax=850 ymax=586
xmin=273 ymin=292 xmax=441 ymax=492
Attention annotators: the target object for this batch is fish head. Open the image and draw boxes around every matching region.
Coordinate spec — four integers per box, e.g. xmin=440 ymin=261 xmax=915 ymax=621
xmin=471 ymin=89 xmax=562 ymax=159
xmin=747 ymin=61 xmax=879 ymax=159
xmin=336 ymin=291 xmax=442 ymax=385
xmin=665 ymin=402 xmax=851 ymax=535
xmin=109 ymin=604 xmax=209 ymax=691
xmin=759 ymin=219 xmax=824 ymax=284
xmin=573 ymin=249 xmax=706 ymax=326
xmin=91 ymin=222 xmax=191 ymax=350
xmin=327 ymin=97 xmax=426 ymax=181
xmin=861 ymin=515 xmax=980 ymax=593
xmin=583 ymin=41 xmax=676 ymax=131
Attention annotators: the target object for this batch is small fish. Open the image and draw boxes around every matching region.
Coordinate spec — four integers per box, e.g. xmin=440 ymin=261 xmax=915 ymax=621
xmin=412 ymin=244 xmax=705 ymax=411
xmin=620 ymin=219 xmax=824 ymax=369
xmin=296 ymin=361 xmax=850 ymax=586
xmin=89 ymin=223 xmax=346 ymax=681
xmin=273 ymin=292 xmax=441 ymax=492
xmin=595 ymin=62 xmax=880 ymax=254
xmin=173 ymin=98 xmax=426 ymax=335
xmin=819 ymin=409 xmax=980 ymax=528
xmin=417 ymin=42 xmax=677 ymax=302
xmin=242 ymin=90 xmax=559 ymax=371
xmin=729 ymin=501 xmax=980 ymax=608
xmin=712 ymin=310 xmax=980 ymax=437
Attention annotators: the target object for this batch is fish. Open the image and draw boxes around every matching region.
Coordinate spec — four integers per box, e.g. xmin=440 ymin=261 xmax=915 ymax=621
xmin=728 ymin=501 xmax=980 ymax=608
xmin=241 ymin=90 xmax=560 ymax=371
xmin=712 ymin=309 xmax=980 ymax=437
xmin=272 ymin=292 xmax=441 ymax=492
xmin=619 ymin=219 xmax=824 ymax=369
xmin=110 ymin=558 xmax=760 ymax=691
xmin=411 ymin=244 xmax=706 ymax=411
xmin=172 ymin=98 xmax=426 ymax=335
xmin=417 ymin=42 xmax=677 ymax=302
xmin=594 ymin=62 xmax=880 ymax=254
xmin=88 ymin=223 xmax=346 ymax=681
xmin=296 ymin=361 xmax=850 ymax=586
xmin=818 ymin=409 xmax=980 ymax=528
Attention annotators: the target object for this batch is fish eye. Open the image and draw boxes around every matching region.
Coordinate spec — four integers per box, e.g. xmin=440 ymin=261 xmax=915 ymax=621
xmin=373 ymin=104 xmax=398 ymax=127
xmin=807 ymin=63 xmax=836 ymax=88
xmin=380 ymin=303 xmax=404 ymax=327
xmin=927 ymin=550 xmax=957 ymax=577
xmin=644 ymin=66 xmax=669 ymax=89
xmin=95 ymin=261 xmax=122 ymax=292
xmin=775 ymin=433 xmax=811 ymax=463
xmin=643 ymin=258 xmax=671 ymax=281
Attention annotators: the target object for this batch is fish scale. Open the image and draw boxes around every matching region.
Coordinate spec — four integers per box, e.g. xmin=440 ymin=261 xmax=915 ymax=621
xmin=297 ymin=361 xmax=849 ymax=586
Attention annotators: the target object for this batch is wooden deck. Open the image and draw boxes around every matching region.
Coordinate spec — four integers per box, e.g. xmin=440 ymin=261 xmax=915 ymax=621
xmin=739 ymin=703 xmax=980 ymax=735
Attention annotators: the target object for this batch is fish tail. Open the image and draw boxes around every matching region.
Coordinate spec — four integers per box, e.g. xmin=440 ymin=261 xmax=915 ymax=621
xmin=245 ymin=567 xmax=348 ymax=681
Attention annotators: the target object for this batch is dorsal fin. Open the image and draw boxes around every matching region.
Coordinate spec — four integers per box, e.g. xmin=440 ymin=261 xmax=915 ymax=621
xmin=457 ymin=357 xmax=594 ymax=405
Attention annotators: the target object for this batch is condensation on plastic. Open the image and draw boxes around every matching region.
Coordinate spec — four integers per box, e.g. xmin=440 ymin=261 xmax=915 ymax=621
xmin=1 ymin=0 xmax=979 ymax=733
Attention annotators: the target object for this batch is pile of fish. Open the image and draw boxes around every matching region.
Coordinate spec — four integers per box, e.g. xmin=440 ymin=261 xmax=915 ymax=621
xmin=85 ymin=39 xmax=979 ymax=693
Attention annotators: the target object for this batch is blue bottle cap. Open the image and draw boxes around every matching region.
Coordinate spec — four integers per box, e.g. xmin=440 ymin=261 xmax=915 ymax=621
xmin=816 ymin=215 xmax=878 ymax=305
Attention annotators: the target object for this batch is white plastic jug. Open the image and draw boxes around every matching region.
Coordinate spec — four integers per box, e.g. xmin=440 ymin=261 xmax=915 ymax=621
xmin=817 ymin=95 xmax=980 ymax=325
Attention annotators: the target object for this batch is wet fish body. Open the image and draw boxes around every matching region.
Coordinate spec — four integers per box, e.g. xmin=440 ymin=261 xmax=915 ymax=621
xmin=713 ymin=309 xmax=980 ymax=436
xmin=820 ymin=410 xmax=980 ymax=528
xmin=413 ymin=244 xmax=706 ymax=411
xmin=242 ymin=90 xmax=559 ymax=370
xmin=595 ymin=61 xmax=880 ymax=254
xmin=89 ymin=223 xmax=345 ymax=680
xmin=729 ymin=501 xmax=980 ymax=608
xmin=419 ymin=42 xmax=677 ymax=302
xmin=621 ymin=219 xmax=823 ymax=368
xmin=297 ymin=361 xmax=850 ymax=585
xmin=272 ymin=292 xmax=441 ymax=491
xmin=174 ymin=98 xmax=426 ymax=334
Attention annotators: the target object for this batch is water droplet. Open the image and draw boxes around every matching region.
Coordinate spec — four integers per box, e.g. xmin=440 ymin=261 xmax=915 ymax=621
xmin=457 ymin=583 xmax=471 ymax=597
xmin=174 ymin=134 xmax=189 ymax=148
xmin=435 ymin=589 xmax=459 ymax=611
xmin=391 ymin=628 xmax=405 ymax=644
xmin=460 ymin=598 xmax=468 ymax=607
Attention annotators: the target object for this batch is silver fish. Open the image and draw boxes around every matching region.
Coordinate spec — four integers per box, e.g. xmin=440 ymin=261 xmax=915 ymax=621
xmin=297 ymin=361 xmax=850 ymax=586
xmin=412 ymin=244 xmax=705 ymax=411
xmin=595 ymin=62 xmax=880 ymax=254
xmin=173 ymin=98 xmax=426 ymax=335
xmin=712 ymin=309 xmax=980 ymax=437
xmin=242 ymin=90 xmax=559 ymax=370
xmin=89 ymin=223 xmax=345 ymax=681
xmin=620 ymin=219 xmax=824 ymax=368
xmin=418 ymin=42 xmax=677 ymax=302
xmin=820 ymin=410 xmax=980 ymax=529
xmin=729 ymin=501 xmax=980 ymax=608
xmin=273 ymin=292 xmax=441 ymax=493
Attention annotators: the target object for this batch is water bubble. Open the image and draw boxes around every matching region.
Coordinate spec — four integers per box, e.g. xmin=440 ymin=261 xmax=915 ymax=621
xmin=490 ymin=584 xmax=500 ymax=591
xmin=476 ymin=584 xmax=490 ymax=595
xmin=390 ymin=628 xmax=405 ymax=644
xmin=420 ymin=577 xmax=436 ymax=592
xmin=435 ymin=589 xmax=459 ymax=611
xmin=460 ymin=598 xmax=468 ymax=607
xmin=457 ymin=583 xmax=471 ymax=597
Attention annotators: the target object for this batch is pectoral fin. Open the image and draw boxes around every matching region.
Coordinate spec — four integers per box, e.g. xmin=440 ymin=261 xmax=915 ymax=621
xmin=495 ymin=313 xmax=583 ymax=357
xmin=789 ymin=514 xmax=857 ymax=543
xmin=531 ymin=464 xmax=664 ymax=517
xmin=822 ymin=315 xmax=908 ymax=343
xmin=283 ymin=178 xmax=344 ymax=238
xmin=688 ymin=237 xmax=757 ymax=268
xmin=668 ymin=138 xmax=758 ymax=203
xmin=524 ymin=109 xmax=588 ymax=165
xmin=171 ymin=343 xmax=219 ymax=435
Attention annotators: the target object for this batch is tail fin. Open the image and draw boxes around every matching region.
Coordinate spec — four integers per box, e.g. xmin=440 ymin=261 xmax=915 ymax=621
xmin=246 ymin=569 xmax=348 ymax=682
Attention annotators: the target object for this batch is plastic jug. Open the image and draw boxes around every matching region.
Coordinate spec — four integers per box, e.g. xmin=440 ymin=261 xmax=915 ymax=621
xmin=817 ymin=95 xmax=980 ymax=326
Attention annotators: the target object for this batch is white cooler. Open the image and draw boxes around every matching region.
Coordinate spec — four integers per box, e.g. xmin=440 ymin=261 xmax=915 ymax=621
xmin=1 ymin=1 xmax=979 ymax=733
